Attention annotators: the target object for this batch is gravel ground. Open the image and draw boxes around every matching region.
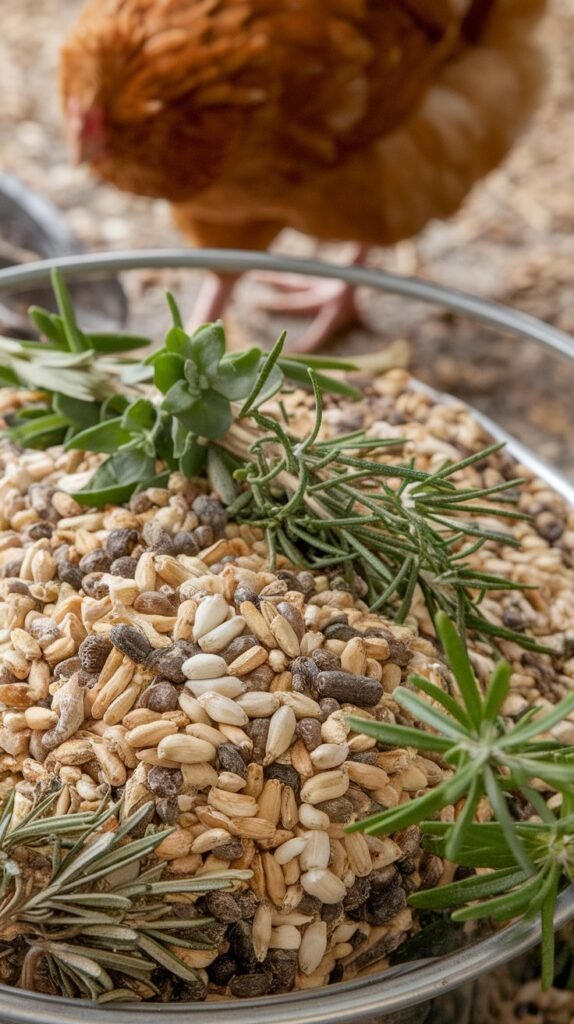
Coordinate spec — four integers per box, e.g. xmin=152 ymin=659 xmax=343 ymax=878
xmin=1 ymin=1 xmax=574 ymax=475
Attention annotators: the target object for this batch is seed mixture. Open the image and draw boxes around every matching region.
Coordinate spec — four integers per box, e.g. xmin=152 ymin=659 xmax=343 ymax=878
xmin=0 ymin=369 xmax=574 ymax=1001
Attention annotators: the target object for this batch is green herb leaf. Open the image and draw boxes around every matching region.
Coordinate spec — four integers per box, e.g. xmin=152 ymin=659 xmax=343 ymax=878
xmin=65 ymin=417 xmax=134 ymax=454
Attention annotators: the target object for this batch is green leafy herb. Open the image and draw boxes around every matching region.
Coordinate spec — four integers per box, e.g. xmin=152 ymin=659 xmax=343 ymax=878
xmin=0 ymin=270 xmax=549 ymax=648
xmin=0 ymin=790 xmax=251 ymax=1002
xmin=347 ymin=610 xmax=574 ymax=985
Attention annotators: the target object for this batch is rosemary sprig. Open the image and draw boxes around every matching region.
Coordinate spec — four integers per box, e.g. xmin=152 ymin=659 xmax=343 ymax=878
xmin=0 ymin=790 xmax=251 ymax=1002
xmin=0 ymin=271 xmax=551 ymax=650
xmin=347 ymin=611 xmax=574 ymax=985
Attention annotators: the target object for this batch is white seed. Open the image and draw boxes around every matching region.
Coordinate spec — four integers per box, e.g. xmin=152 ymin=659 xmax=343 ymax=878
xmin=310 ymin=743 xmax=349 ymax=770
xmin=218 ymin=772 xmax=247 ymax=792
xmin=191 ymin=828 xmax=232 ymax=853
xmin=185 ymin=723 xmax=228 ymax=747
xmin=301 ymin=869 xmax=347 ymax=904
xmin=299 ymin=920 xmax=328 ymax=975
xmin=343 ymin=833 xmax=373 ymax=877
xmin=126 ymin=721 xmax=178 ymax=749
xmin=300 ymin=768 xmax=349 ymax=805
xmin=208 ymin=788 xmax=258 ymax=818
xmin=185 ymin=675 xmax=244 ymax=699
xmin=299 ymin=830 xmax=331 ymax=871
xmin=236 ymin=691 xmax=280 ymax=718
xmin=274 ymin=836 xmax=308 ymax=865
xmin=193 ymin=595 xmax=230 ymax=639
xmin=298 ymin=804 xmax=330 ymax=830
xmin=182 ymin=653 xmax=228 ymax=679
xmin=181 ymin=763 xmax=219 ymax=790
xmin=264 ymin=706 xmax=297 ymax=765
xmin=269 ymin=925 xmax=301 ymax=951
xmin=198 ymin=616 xmax=245 ymax=653
xmin=157 ymin=734 xmax=217 ymax=764
xmin=197 ymin=691 xmax=248 ymax=726
xmin=253 ymin=901 xmax=273 ymax=962
xmin=278 ymin=692 xmax=322 ymax=719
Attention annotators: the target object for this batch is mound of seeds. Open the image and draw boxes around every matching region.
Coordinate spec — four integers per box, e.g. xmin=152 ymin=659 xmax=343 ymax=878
xmin=1 ymin=369 xmax=574 ymax=1000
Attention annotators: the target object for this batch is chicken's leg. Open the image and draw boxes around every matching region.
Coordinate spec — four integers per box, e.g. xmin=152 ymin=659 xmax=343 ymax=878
xmin=254 ymin=244 xmax=368 ymax=353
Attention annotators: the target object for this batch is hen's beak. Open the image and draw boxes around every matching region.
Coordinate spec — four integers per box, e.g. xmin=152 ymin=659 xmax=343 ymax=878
xmin=66 ymin=97 xmax=107 ymax=165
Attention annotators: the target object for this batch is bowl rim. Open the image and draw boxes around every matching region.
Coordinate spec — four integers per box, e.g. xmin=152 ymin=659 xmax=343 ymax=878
xmin=0 ymin=249 xmax=573 ymax=1023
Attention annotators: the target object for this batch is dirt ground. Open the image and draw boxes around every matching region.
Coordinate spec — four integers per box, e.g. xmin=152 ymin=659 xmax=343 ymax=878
xmin=0 ymin=0 xmax=573 ymax=477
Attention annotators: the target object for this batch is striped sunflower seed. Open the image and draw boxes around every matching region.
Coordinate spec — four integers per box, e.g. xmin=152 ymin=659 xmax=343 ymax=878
xmin=310 ymin=742 xmax=349 ymax=770
xmin=185 ymin=675 xmax=244 ymax=699
xmin=300 ymin=768 xmax=349 ymax=806
xmin=299 ymin=830 xmax=331 ymax=871
xmin=182 ymin=653 xmax=228 ymax=679
xmin=298 ymin=920 xmax=328 ymax=975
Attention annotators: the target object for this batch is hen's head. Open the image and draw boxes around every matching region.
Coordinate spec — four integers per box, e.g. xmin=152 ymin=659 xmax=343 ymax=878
xmin=60 ymin=0 xmax=248 ymax=201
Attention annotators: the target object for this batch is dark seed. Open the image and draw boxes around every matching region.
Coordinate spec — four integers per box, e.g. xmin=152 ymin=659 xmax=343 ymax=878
xmin=79 ymin=549 xmax=112 ymax=575
xmin=130 ymin=492 xmax=153 ymax=514
xmin=276 ymin=602 xmax=305 ymax=640
xmin=2 ymin=559 xmax=23 ymax=578
xmin=146 ymin=765 xmax=183 ymax=798
xmin=242 ymin=664 xmax=274 ymax=692
xmin=5 ymin=580 xmax=31 ymax=596
xmin=193 ymin=524 xmax=213 ymax=549
xmin=28 ymin=483 xmax=57 ymax=519
xmin=206 ymin=891 xmax=242 ymax=923
xmin=106 ymin=528 xmax=139 ymax=560
xmin=174 ymin=639 xmax=200 ymax=658
xmin=346 ymin=783 xmax=372 ymax=816
xmin=26 ymin=522 xmax=53 ymax=541
xmin=221 ymin=635 xmax=259 ymax=665
xmin=78 ymin=634 xmax=113 ymax=673
xmin=133 ymin=591 xmax=175 ymax=616
xmin=174 ymin=976 xmax=208 ymax=1002
xmin=78 ymin=669 xmax=100 ymax=689
xmin=297 ymin=895 xmax=322 ymax=916
xmin=318 ymin=697 xmax=340 ymax=721
xmin=363 ymin=627 xmax=412 ymax=666
xmin=81 ymin=573 xmax=109 ymax=599
xmin=156 ymin=797 xmax=179 ymax=824
xmin=192 ymin=494 xmax=227 ymax=537
xmin=323 ymin=622 xmax=360 ymax=641
xmin=146 ymin=644 xmax=188 ymax=683
xmin=110 ymin=625 xmax=152 ymax=663
xmin=312 ymin=649 xmax=340 ymax=672
xmin=295 ymin=718 xmax=322 ymax=751
xmin=264 ymin=763 xmax=300 ymax=793
xmin=29 ymin=619 xmax=61 ymax=644
xmin=329 ymin=963 xmax=344 ymax=985
xmin=348 ymin=751 xmax=377 ymax=765
xmin=317 ymin=670 xmax=383 ymax=706
xmin=138 ymin=682 xmax=179 ymax=712
xmin=315 ymin=797 xmax=354 ymax=822
xmin=172 ymin=531 xmax=199 ymax=556
xmin=218 ymin=743 xmax=247 ymax=778
xmin=234 ymin=890 xmax=258 ymax=920
xmin=535 ymin=511 xmax=564 ymax=543
xmin=394 ymin=826 xmax=421 ymax=857
xmin=228 ymin=920 xmax=256 ymax=967
xmin=143 ymin=520 xmax=175 ymax=554
xmin=367 ymin=877 xmax=407 ymax=925
xmin=230 ymin=973 xmax=272 ymax=998
xmin=295 ymin=571 xmax=316 ymax=599
xmin=57 ymin=561 xmax=84 ymax=590
xmin=232 ymin=585 xmax=259 ymax=607
xmin=276 ymin=570 xmax=305 ymax=594
xmin=213 ymin=838 xmax=244 ymax=860
xmin=322 ymin=901 xmax=343 ymax=923
xmin=109 ymin=556 xmax=138 ymax=578
xmin=244 ymin=719 xmax=269 ymax=764
xmin=53 ymin=657 xmax=81 ymax=680
xmin=208 ymin=955 xmax=237 ymax=987
xmin=343 ymin=877 xmax=371 ymax=912
xmin=264 ymin=949 xmax=297 ymax=993
xmin=354 ymin=931 xmax=406 ymax=971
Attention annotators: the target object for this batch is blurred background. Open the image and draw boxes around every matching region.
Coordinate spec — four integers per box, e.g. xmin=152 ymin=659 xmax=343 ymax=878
xmin=0 ymin=0 xmax=573 ymax=474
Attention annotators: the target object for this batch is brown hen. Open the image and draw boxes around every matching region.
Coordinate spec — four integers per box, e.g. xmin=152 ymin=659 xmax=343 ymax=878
xmin=60 ymin=0 xmax=547 ymax=350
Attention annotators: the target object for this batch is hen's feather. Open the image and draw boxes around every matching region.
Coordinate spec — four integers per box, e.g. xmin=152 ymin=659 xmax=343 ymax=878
xmin=61 ymin=0 xmax=547 ymax=248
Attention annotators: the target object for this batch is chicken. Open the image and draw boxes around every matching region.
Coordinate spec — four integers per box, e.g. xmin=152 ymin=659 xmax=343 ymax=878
xmin=60 ymin=0 xmax=547 ymax=350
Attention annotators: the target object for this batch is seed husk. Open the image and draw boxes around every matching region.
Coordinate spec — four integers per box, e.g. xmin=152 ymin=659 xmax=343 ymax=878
xmin=317 ymin=671 xmax=383 ymax=706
